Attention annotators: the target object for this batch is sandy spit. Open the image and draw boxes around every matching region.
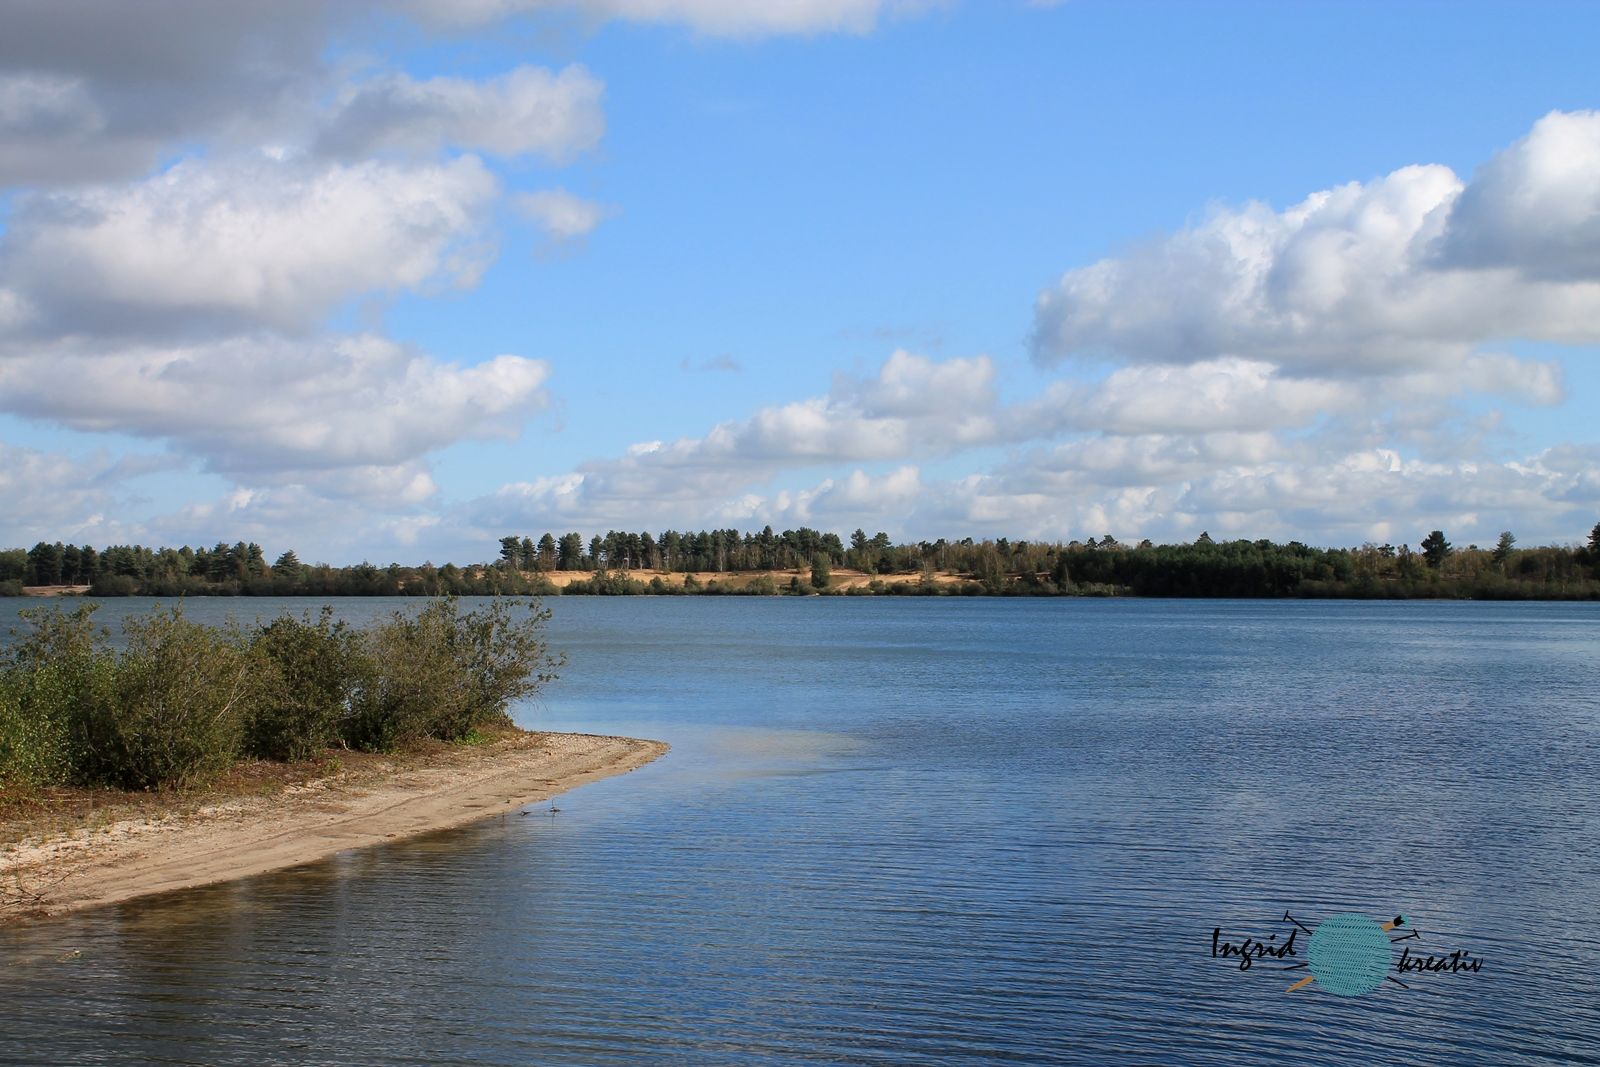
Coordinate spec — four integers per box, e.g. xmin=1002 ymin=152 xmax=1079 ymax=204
xmin=0 ymin=732 xmax=666 ymax=922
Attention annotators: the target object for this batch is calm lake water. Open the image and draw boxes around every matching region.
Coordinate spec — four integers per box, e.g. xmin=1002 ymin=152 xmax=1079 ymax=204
xmin=2 ymin=597 xmax=1598 ymax=1064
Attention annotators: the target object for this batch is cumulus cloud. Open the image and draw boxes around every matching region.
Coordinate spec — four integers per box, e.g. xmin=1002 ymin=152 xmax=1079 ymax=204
xmin=0 ymin=334 xmax=551 ymax=482
xmin=0 ymin=5 xmax=606 ymax=190
xmin=0 ymin=0 xmax=912 ymax=188
xmin=0 ymin=0 xmax=956 ymax=561
xmin=1005 ymin=110 xmax=1600 ymax=548
xmin=621 ymin=350 xmax=999 ymax=468
xmin=2 ymin=155 xmax=499 ymax=335
xmin=466 ymin=324 xmax=1579 ymax=547
xmin=1026 ymin=359 xmax=1361 ymax=436
xmin=471 ymin=351 xmax=995 ymax=530
xmin=1164 ymin=444 xmax=1600 ymax=546
xmin=314 ymin=65 xmax=604 ymax=163
xmin=0 ymin=1 xmax=336 ymax=185
xmin=514 ymin=188 xmax=615 ymax=244
xmin=0 ymin=8 xmax=600 ymax=536
xmin=131 ymin=480 xmax=458 ymax=564
xmin=1033 ymin=121 xmax=1600 ymax=376
xmin=1435 ymin=110 xmax=1600 ymax=281
xmin=0 ymin=443 xmax=171 ymax=546
xmin=753 ymin=466 xmax=925 ymax=528
xmin=745 ymin=441 xmax=1600 ymax=548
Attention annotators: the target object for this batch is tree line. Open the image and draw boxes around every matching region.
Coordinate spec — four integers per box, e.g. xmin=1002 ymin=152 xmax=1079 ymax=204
xmin=493 ymin=527 xmax=865 ymax=574
xmin=4 ymin=523 xmax=1599 ymax=599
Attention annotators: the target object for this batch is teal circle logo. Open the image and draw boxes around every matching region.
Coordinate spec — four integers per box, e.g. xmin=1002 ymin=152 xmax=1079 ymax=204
xmin=1307 ymin=914 xmax=1395 ymax=996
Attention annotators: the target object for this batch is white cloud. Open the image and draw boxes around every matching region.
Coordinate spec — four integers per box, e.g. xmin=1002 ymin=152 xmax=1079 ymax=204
xmin=514 ymin=188 xmax=615 ymax=244
xmin=756 ymin=466 xmax=924 ymax=528
xmin=1436 ymin=110 xmax=1600 ymax=281
xmin=314 ymin=65 xmax=604 ymax=163
xmin=465 ymin=321 xmax=1583 ymax=547
xmin=0 ymin=7 xmax=607 ymax=190
xmin=621 ymin=349 xmax=999 ymax=468
xmin=757 ymin=441 xmax=1600 ymax=548
xmin=0 ymin=0 xmax=922 ymax=191
xmin=1033 ymin=358 xmax=1362 ymax=436
xmin=1010 ymin=431 xmax=1287 ymax=492
xmin=1005 ymin=111 xmax=1600 ymax=547
xmin=0 ymin=14 xmax=595 ymax=534
xmin=470 ymin=351 xmax=995 ymax=531
xmin=3 ymin=155 xmax=499 ymax=334
xmin=127 ymin=480 xmax=462 ymax=564
xmin=0 ymin=443 xmax=168 ymax=547
xmin=1034 ymin=125 xmax=1600 ymax=375
xmin=0 ymin=0 xmax=959 ymax=562
xmin=0 ymin=334 xmax=551 ymax=481
xmin=1165 ymin=444 xmax=1600 ymax=546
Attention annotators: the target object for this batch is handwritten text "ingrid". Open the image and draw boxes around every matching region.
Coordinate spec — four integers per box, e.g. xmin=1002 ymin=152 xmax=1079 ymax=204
xmin=1212 ymin=927 xmax=1298 ymax=971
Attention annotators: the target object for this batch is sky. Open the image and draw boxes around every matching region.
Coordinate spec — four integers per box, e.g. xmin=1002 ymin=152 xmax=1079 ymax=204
xmin=2 ymin=0 xmax=1599 ymax=565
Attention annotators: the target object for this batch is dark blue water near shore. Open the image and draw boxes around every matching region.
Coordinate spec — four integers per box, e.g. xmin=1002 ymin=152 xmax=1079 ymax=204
xmin=2 ymin=597 xmax=1598 ymax=1064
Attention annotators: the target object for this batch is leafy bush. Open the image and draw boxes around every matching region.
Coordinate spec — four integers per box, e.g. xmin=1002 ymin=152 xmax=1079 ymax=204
xmin=88 ymin=574 xmax=139 ymax=597
xmin=560 ymin=572 xmax=649 ymax=596
xmin=245 ymin=608 xmax=359 ymax=762
xmin=80 ymin=607 xmax=255 ymax=790
xmin=451 ymin=598 xmax=563 ymax=733
xmin=0 ymin=597 xmax=563 ymax=787
xmin=342 ymin=601 xmax=465 ymax=752
xmin=0 ymin=606 xmax=112 ymax=788
xmin=343 ymin=598 xmax=562 ymax=752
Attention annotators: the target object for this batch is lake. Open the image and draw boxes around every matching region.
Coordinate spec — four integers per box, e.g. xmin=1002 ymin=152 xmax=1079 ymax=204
xmin=2 ymin=596 xmax=1598 ymax=1064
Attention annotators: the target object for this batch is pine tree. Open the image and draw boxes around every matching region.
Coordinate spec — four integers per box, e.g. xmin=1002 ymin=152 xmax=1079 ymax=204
xmin=1420 ymin=530 xmax=1452 ymax=570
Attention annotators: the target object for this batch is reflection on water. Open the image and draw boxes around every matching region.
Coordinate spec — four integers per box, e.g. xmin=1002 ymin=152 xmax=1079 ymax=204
xmin=2 ymin=597 xmax=1599 ymax=1064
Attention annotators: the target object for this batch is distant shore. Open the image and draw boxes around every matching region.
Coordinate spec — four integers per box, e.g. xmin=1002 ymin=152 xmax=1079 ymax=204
xmin=12 ymin=528 xmax=1599 ymax=599
xmin=0 ymin=730 xmax=666 ymax=923
xmin=13 ymin=565 xmax=1600 ymax=600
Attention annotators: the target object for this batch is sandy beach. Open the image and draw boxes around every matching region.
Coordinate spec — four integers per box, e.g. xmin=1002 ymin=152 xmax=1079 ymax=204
xmin=0 ymin=731 xmax=666 ymax=922
xmin=536 ymin=567 xmax=968 ymax=592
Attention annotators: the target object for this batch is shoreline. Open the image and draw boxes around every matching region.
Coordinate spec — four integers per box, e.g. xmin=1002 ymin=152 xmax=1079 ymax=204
xmin=14 ymin=571 xmax=1600 ymax=601
xmin=0 ymin=731 xmax=667 ymax=923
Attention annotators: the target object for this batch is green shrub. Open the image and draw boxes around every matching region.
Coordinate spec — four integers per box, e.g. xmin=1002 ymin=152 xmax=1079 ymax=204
xmin=0 ymin=606 xmax=112 ymax=788
xmin=245 ymin=608 xmax=359 ymax=762
xmin=560 ymin=572 xmax=649 ymax=595
xmin=81 ymin=607 xmax=254 ymax=789
xmin=0 ymin=597 xmax=563 ymax=787
xmin=451 ymin=598 xmax=563 ymax=734
xmin=342 ymin=601 xmax=462 ymax=751
xmin=87 ymin=574 xmax=138 ymax=597
xmin=343 ymin=598 xmax=561 ymax=752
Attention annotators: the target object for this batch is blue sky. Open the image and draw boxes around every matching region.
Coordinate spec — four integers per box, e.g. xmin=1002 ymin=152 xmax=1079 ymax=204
xmin=2 ymin=0 xmax=1598 ymax=563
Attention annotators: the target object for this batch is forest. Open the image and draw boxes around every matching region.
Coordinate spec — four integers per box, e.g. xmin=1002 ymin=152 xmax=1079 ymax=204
xmin=4 ymin=523 xmax=1599 ymax=600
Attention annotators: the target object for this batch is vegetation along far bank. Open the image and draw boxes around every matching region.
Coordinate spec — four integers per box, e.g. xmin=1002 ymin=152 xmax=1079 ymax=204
xmin=5 ymin=522 xmax=1600 ymax=600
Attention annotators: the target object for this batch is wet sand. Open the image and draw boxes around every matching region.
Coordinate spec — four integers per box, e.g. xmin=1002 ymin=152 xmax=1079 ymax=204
xmin=0 ymin=731 xmax=666 ymax=922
